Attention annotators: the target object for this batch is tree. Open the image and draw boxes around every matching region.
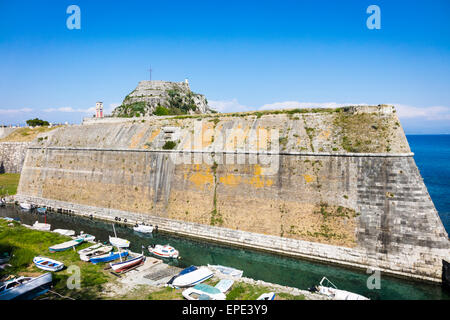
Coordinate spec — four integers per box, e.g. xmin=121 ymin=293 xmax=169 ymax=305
xmin=26 ymin=118 xmax=49 ymax=127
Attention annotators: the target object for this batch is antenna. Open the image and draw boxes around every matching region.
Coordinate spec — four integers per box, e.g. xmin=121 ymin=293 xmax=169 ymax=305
xmin=149 ymin=66 xmax=153 ymax=81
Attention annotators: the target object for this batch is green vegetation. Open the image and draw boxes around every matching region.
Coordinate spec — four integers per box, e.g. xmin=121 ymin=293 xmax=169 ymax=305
xmin=26 ymin=118 xmax=49 ymax=127
xmin=153 ymin=105 xmax=170 ymax=116
xmin=0 ymin=173 xmax=20 ymax=196
xmin=115 ymin=102 xmax=146 ymax=118
xmin=226 ymin=282 xmax=305 ymax=300
xmin=0 ymin=220 xmax=113 ymax=299
xmin=162 ymin=140 xmax=177 ymax=150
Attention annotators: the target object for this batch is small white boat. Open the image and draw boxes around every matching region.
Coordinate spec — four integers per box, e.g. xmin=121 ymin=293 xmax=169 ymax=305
xmin=207 ymin=264 xmax=243 ymax=278
xmin=0 ymin=273 xmax=52 ymax=300
xmin=169 ymin=266 xmax=214 ymax=288
xmin=148 ymin=244 xmax=179 ymax=259
xmin=109 ymin=253 xmax=145 ymax=273
xmin=77 ymin=243 xmax=103 ymax=256
xmin=214 ymin=279 xmax=234 ymax=293
xmin=109 ymin=236 xmax=130 ymax=248
xmin=133 ymin=224 xmax=154 ymax=234
xmin=49 ymin=238 xmax=83 ymax=252
xmin=33 ymin=256 xmax=64 ymax=272
xmin=76 ymin=232 xmax=95 ymax=242
xmin=182 ymin=283 xmax=226 ymax=300
xmin=79 ymin=245 xmax=113 ymax=262
xmin=314 ymin=277 xmax=369 ymax=300
xmin=32 ymin=221 xmax=51 ymax=231
xmin=0 ymin=252 xmax=11 ymax=264
xmin=19 ymin=203 xmax=32 ymax=210
xmin=257 ymin=292 xmax=276 ymax=300
xmin=53 ymin=229 xmax=75 ymax=236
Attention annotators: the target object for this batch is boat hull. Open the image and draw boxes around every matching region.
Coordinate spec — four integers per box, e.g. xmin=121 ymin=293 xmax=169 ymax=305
xmin=109 ymin=236 xmax=130 ymax=248
xmin=110 ymin=254 xmax=145 ymax=273
xmin=0 ymin=273 xmax=53 ymax=300
xmin=171 ymin=267 xmax=214 ymax=288
xmin=49 ymin=239 xmax=83 ymax=252
xmin=89 ymin=251 xmax=129 ymax=264
xmin=33 ymin=257 xmax=64 ymax=272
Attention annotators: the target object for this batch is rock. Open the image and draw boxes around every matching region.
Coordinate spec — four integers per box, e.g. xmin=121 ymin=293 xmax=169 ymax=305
xmin=112 ymin=80 xmax=213 ymax=117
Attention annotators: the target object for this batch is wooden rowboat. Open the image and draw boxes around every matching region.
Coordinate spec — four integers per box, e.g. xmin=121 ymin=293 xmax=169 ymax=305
xmin=109 ymin=253 xmax=145 ymax=273
xmin=33 ymin=256 xmax=64 ymax=272
xmin=49 ymin=238 xmax=83 ymax=252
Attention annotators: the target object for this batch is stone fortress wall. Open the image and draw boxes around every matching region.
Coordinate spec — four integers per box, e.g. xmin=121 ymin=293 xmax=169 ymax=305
xmin=12 ymin=105 xmax=450 ymax=282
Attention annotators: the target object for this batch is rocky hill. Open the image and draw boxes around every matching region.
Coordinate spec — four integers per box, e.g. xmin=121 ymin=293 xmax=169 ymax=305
xmin=112 ymin=80 xmax=214 ymax=117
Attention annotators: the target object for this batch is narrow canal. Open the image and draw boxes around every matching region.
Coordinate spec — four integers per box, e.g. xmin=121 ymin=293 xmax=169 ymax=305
xmin=1 ymin=205 xmax=448 ymax=300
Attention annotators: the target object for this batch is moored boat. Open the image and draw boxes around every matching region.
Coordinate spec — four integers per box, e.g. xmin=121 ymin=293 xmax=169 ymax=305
xmin=76 ymin=232 xmax=95 ymax=242
xmin=0 ymin=273 xmax=52 ymax=300
xmin=79 ymin=245 xmax=113 ymax=262
xmin=49 ymin=238 xmax=83 ymax=252
xmin=169 ymin=266 xmax=213 ymax=288
xmin=182 ymin=283 xmax=226 ymax=300
xmin=89 ymin=250 xmax=129 ymax=264
xmin=0 ymin=252 xmax=11 ymax=264
xmin=109 ymin=253 xmax=145 ymax=273
xmin=53 ymin=229 xmax=75 ymax=236
xmin=109 ymin=236 xmax=130 ymax=248
xmin=133 ymin=224 xmax=154 ymax=234
xmin=207 ymin=264 xmax=243 ymax=278
xmin=148 ymin=244 xmax=179 ymax=259
xmin=257 ymin=292 xmax=276 ymax=300
xmin=32 ymin=221 xmax=51 ymax=231
xmin=36 ymin=207 xmax=47 ymax=214
xmin=313 ymin=277 xmax=369 ymax=300
xmin=19 ymin=202 xmax=32 ymax=210
xmin=33 ymin=256 xmax=64 ymax=272
xmin=214 ymin=279 xmax=234 ymax=293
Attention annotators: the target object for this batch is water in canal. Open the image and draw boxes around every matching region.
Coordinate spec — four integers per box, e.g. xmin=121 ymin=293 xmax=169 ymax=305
xmin=0 ymin=205 xmax=448 ymax=300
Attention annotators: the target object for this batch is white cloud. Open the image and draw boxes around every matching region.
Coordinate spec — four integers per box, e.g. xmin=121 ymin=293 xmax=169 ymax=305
xmin=259 ymin=101 xmax=368 ymax=110
xmin=209 ymin=99 xmax=250 ymax=113
xmin=0 ymin=108 xmax=33 ymax=114
xmin=43 ymin=107 xmax=96 ymax=113
xmin=392 ymin=103 xmax=450 ymax=121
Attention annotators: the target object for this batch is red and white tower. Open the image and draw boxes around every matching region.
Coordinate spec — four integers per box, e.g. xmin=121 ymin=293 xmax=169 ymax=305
xmin=96 ymin=102 xmax=103 ymax=118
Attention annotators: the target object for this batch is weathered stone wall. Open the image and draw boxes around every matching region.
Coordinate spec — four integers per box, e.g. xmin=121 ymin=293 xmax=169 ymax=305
xmin=0 ymin=142 xmax=30 ymax=173
xmin=15 ymin=106 xmax=450 ymax=282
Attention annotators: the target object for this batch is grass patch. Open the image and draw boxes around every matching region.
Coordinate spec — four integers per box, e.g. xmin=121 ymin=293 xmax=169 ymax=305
xmin=147 ymin=286 xmax=184 ymax=300
xmin=0 ymin=126 xmax=59 ymax=142
xmin=0 ymin=173 xmax=20 ymax=196
xmin=226 ymin=282 xmax=271 ymax=300
xmin=0 ymin=220 xmax=114 ymax=300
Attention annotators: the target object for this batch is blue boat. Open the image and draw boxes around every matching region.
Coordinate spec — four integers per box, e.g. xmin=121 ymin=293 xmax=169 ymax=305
xmin=0 ymin=273 xmax=52 ymax=300
xmin=89 ymin=250 xmax=129 ymax=264
xmin=33 ymin=256 xmax=64 ymax=272
xmin=36 ymin=207 xmax=47 ymax=214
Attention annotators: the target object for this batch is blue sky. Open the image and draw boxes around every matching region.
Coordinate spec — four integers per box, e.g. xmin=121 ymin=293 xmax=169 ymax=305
xmin=0 ymin=0 xmax=449 ymax=133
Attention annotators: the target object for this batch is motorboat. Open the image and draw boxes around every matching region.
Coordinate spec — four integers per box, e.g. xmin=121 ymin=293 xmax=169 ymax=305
xmin=182 ymin=283 xmax=226 ymax=300
xmin=109 ymin=253 xmax=145 ymax=273
xmin=313 ymin=277 xmax=369 ymax=300
xmin=257 ymin=292 xmax=276 ymax=300
xmin=53 ymin=229 xmax=75 ymax=236
xmin=19 ymin=203 xmax=32 ymax=210
xmin=207 ymin=264 xmax=243 ymax=278
xmin=49 ymin=238 xmax=83 ymax=252
xmin=36 ymin=207 xmax=47 ymax=214
xmin=31 ymin=221 xmax=51 ymax=231
xmin=89 ymin=250 xmax=129 ymax=264
xmin=148 ymin=244 xmax=179 ymax=259
xmin=0 ymin=273 xmax=52 ymax=300
xmin=33 ymin=256 xmax=64 ymax=272
xmin=133 ymin=224 xmax=154 ymax=234
xmin=79 ymin=245 xmax=113 ymax=262
xmin=76 ymin=232 xmax=95 ymax=242
xmin=169 ymin=266 xmax=214 ymax=288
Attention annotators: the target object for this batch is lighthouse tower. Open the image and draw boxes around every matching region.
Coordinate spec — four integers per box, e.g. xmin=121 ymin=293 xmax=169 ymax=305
xmin=95 ymin=102 xmax=103 ymax=118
